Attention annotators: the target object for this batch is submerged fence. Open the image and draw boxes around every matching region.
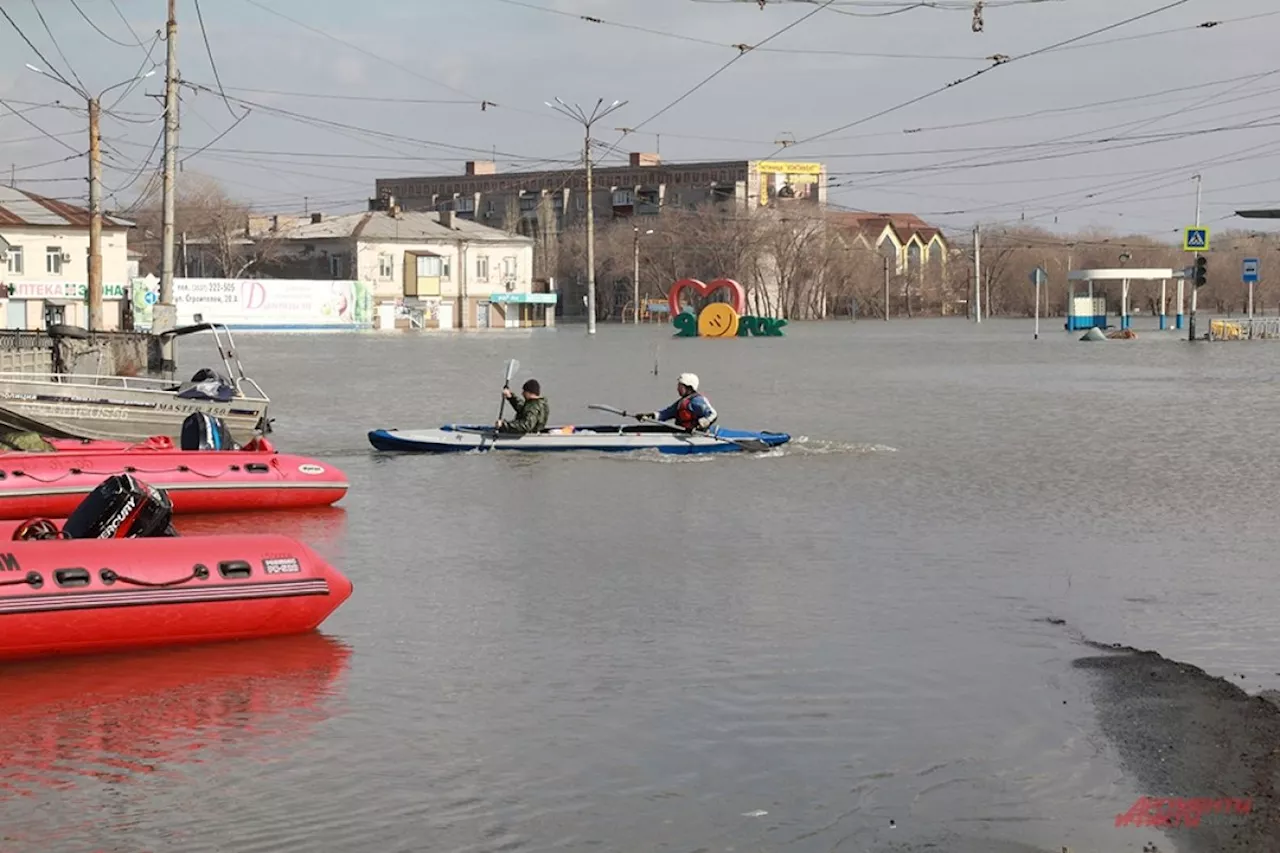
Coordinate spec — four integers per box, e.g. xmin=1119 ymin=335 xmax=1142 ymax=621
xmin=1209 ymin=318 xmax=1280 ymax=341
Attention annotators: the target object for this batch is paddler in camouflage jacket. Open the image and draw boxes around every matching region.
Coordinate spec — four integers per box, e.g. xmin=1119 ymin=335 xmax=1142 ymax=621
xmin=496 ymin=379 xmax=549 ymax=434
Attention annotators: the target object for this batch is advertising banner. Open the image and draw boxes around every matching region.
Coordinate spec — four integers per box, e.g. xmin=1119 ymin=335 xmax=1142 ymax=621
xmin=130 ymin=278 xmax=374 ymax=330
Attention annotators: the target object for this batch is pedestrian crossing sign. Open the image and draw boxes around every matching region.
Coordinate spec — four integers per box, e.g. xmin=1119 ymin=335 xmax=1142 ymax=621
xmin=1183 ymin=227 xmax=1209 ymax=251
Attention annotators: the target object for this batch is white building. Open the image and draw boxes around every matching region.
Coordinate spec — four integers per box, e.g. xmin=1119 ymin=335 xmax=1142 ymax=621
xmin=0 ymin=186 xmax=133 ymax=330
xmin=271 ymin=205 xmax=550 ymax=329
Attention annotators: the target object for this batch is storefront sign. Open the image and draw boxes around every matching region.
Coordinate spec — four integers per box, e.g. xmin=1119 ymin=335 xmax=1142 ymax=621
xmin=4 ymin=281 xmax=127 ymax=299
xmin=488 ymin=292 xmax=557 ymax=304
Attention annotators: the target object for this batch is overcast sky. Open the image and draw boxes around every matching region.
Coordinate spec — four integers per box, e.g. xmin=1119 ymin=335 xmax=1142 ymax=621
xmin=2 ymin=0 xmax=1278 ymax=240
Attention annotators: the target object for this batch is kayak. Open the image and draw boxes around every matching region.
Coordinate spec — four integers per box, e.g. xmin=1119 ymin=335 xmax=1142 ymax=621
xmin=367 ymin=423 xmax=790 ymax=455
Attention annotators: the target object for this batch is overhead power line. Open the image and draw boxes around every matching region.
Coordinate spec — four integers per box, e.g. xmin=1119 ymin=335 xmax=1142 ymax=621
xmin=596 ymin=0 xmax=839 ymax=168
xmin=68 ymin=0 xmax=144 ymax=47
xmin=237 ymin=0 xmax=545 ymax=120
xmin=763 ymin=0 xmax=1195 ymax=157
xmin=192 ymin=0 xmax=238 ymax=118
xmin=487 ymin=0 xmax=987 ymax=61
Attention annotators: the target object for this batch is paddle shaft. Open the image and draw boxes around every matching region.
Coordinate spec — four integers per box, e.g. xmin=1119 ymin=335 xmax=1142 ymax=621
xmin=584 ymin=404 xmax=769 ymax=452
xmin=483 ymin=360 xmax=520 ymax=449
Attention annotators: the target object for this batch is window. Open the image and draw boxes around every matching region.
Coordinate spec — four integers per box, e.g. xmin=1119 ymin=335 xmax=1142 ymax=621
xmin=329 ymin=253 xmax=351 ymax=278
xmin=416 ymin=255 xmax=443 ymax=277
xmin=5 ymin=245 xmax=22 ymax=275
xmin=46 ymin=246 xmax=62 ymax=275
xmin=502 ymin=256 xmax=517 ymax=278
xmin=378 ymin=253 xmax=394 ymax=279
xmin=476 ymin=255 xmax=489 ymax=282
xmin=442 ymin=258 xmax=451 ymax=280
xmin=612 ymin=190 xmax=634 ymax=206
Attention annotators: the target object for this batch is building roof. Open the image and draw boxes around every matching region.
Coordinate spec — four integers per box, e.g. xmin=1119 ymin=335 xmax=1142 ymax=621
xmin=276 ymin=210 xmax=534 ymax=244
xmin=829 ymin=212 xmax=944 ymax=246
xmin=0 ymin=186 xmax=133 ymax=228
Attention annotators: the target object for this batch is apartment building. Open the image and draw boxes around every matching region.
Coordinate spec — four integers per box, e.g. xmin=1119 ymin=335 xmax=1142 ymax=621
xmin=374 ymin=154 xmax=828 ymax=237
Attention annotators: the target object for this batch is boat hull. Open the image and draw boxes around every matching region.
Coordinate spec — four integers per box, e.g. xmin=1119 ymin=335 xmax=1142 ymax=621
xmin=0 ymin=449 xmax=347 ymax=519
xmin=368 ymin=425 xmax=791 ymax=454
xmin=0 ymin=534 xmax=354 ymax=661
xmin=0 ymin=375 xmax=269 ymax=444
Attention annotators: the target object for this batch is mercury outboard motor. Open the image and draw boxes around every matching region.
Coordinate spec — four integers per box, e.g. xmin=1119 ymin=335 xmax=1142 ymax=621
xmin=62 ymin=474 xmax=177 ymax=539
xmin=180 ymin=411 xmax=239 ymax=451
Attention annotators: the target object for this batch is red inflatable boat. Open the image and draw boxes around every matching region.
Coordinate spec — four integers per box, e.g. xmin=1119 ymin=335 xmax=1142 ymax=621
xmin=0 ymin=436 xmax=347 ymax=519
xmin=0 ymin=533 xmax=353 ymax=661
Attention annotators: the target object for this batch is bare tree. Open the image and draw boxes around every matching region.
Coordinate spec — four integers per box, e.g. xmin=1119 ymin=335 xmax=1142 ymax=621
xmin=127 ymin=173 xmax=283 ymax=278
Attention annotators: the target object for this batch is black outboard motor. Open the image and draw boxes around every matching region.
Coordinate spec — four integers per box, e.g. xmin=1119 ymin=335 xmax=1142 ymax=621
xmin=180 ymin=411 xmax=240 ymax=451
xmin=62 ymin=474 xmax=178 ymax=539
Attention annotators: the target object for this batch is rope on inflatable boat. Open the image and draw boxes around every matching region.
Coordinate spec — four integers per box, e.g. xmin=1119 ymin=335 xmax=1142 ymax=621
xmin=100 ymin=564 xmax=210 ymax=588
xmin=9 ymin=464 xmax=250 ymax=485
xmin=0 ymin=571 xmax=42 ymax=588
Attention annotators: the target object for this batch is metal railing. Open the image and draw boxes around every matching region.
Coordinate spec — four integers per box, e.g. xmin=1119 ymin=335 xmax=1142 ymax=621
xmin=1209 ymin=318 xmax=1280 ymax=340
xmin=0 ymin=370 xmax=270 ymax=402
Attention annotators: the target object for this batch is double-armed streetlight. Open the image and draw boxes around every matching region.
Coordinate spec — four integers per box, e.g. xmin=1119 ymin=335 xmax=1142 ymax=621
xmin=27 ymin=64 xmax=156 ymax=331
xmin=545 ymin=97 xmax=627 ymax=335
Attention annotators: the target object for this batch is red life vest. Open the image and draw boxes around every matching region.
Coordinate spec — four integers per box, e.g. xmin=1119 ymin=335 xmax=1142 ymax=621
xmin=675 ymin=395 xmax=698 ymax=430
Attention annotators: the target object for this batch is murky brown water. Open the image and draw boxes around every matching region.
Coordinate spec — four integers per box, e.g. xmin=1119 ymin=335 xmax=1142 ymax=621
xmin=3 ymin=318 xmax=1279 ymax=852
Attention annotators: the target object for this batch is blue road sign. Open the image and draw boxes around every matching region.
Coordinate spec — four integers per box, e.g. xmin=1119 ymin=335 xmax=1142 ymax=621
xmin=144 ymin=290 xmax=158 ymax=305
xmin=1243 ymin=258 xmax=1260 ymax=283
xmin=1183 ymin=227 xmax=1209 ymax=251
xmin=1029 ymin=266 xmax=1047 ymax=286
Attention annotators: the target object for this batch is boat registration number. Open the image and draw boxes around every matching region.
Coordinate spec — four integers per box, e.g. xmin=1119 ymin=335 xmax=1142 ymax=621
xmin=263 ymin=557 xmax=301 ymax=575
xmin=30 ymin=403 xmax=130 ymax=421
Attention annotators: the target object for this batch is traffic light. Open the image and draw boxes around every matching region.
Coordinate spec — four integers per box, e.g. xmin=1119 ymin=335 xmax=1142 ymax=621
xmin=1194 ymin=256 xmax=1208 ymax=288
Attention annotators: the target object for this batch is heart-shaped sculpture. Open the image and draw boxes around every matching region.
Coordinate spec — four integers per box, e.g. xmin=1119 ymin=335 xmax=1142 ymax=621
xmin=667 ymin=278 xmax=747 ymax=317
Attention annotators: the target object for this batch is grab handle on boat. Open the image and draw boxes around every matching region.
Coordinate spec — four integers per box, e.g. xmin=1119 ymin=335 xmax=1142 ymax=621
xmin=54 ymin=567 xmax=91 ymax=587
xmin=99 ymin=564 xmax=210 ymax=587
xmin=218 ymin=560 xmax=253 ymax=579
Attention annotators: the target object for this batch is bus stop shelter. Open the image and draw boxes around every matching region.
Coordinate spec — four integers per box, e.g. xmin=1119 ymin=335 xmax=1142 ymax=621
xmin=1067 ymin=268 xmax=1192 ymax=331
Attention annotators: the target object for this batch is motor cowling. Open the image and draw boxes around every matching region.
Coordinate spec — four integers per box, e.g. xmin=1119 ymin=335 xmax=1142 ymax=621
xmin=61 ymin=474 xmax=178 ymax=539
xmin=180 ymin=411 xmax=240 ymax=451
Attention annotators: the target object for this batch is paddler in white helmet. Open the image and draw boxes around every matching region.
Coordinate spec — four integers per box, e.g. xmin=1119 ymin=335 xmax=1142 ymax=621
xmin=635 ymin=372 xmax=718 ymax=432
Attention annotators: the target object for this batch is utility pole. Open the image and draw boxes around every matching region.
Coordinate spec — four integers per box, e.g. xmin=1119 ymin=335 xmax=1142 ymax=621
xmin=633 ymin=225 xmax=640 ymax=324
xmin=546 ymin=97 xmax=627 ymax=335
xmin=23 ymin=64 xmax=155 ymax=333
xmin=159 ymin=0 xmax=180 ymax=370
xmin=1189 ymin=174 xmax=1201 ymax=343
xmin=584 ymin=130 xmax=596 ymax=333
xmin=87 ymin=97 xmax=103 ymax=331
xmin=973 ymin=223 xmax=982 ymax=323
xmin=882 ymin=255 xmax=889 ymax=320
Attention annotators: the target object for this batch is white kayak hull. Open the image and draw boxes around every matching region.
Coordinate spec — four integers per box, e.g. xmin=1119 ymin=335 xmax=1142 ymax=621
xmin=367 ymin=424 xmax=790 ymax=455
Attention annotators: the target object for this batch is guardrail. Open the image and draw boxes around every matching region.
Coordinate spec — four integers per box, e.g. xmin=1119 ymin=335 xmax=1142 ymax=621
xmin=1209 ymin=318 xmax=1280 ymax=340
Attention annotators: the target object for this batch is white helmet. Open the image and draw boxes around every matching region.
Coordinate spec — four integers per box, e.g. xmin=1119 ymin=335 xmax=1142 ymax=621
xmin=677 ymin=372 xmax=699 ymax=391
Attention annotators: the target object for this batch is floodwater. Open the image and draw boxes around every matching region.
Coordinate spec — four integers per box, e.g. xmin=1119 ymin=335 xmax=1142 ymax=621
xmin=4 ymin=317 xmax=1280 ymax=853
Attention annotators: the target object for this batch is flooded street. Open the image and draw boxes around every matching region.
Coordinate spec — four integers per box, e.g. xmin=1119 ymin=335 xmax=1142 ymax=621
xmin=4 ymin=318 xmax=1280 ymax=852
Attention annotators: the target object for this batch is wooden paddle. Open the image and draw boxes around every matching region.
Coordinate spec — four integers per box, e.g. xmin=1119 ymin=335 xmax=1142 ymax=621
xmin=585 ymin=403 xmax=772 ymax=452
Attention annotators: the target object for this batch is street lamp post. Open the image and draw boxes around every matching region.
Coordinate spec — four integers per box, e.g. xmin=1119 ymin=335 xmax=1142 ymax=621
xmin=545 ymin=97 xmax=628 ymax=335
xmin=27 ymin=64 xmax=155 ymax=331
xmin=633 ymin=226 xmax=653 ymax=324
